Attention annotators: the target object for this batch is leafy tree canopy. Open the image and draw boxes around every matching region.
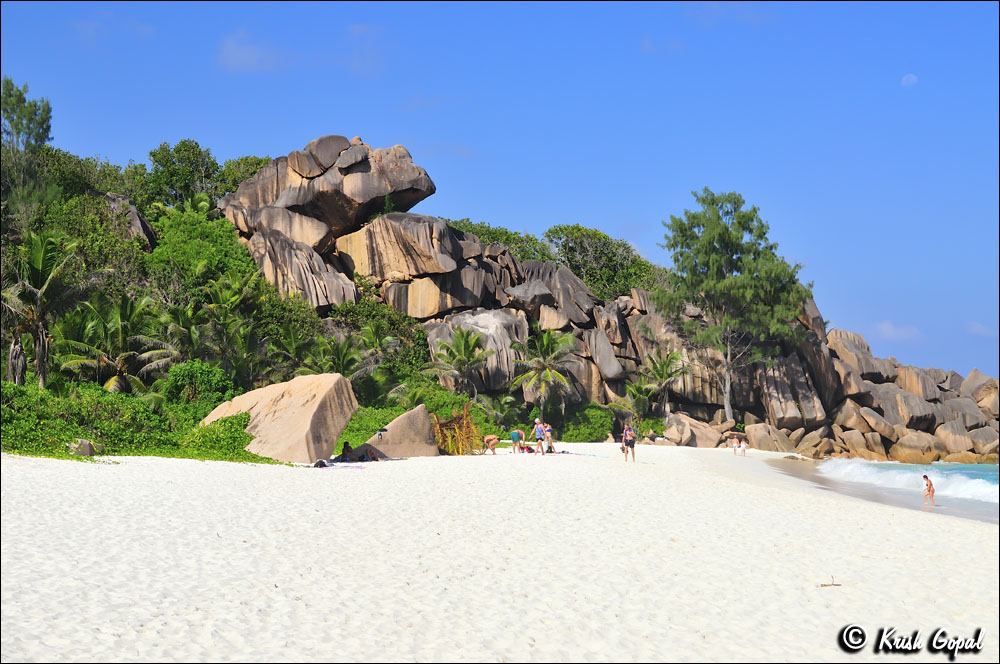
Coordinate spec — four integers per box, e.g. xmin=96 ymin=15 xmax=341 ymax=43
xmin=654 ymin=187 xmax=811 ymax=419
xmin=543 ymin=223 xmax=664 ymax=301
xmin=145 ymin=139 xmax=220 ymax=209
xmin=444 ymin=218 xmax=557 ymax=263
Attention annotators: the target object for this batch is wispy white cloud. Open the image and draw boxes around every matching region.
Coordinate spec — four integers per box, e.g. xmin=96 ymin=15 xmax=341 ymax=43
xmin=339 ymin=24 xmax=386 ymax=77
xmin=901 ymin=73 xmax=919 ymax=87
xmin=217 ymin=29 xmax=280 ymax=72
xmin=967 ymin=321 xmax=998 ymax=338
xmin=640 ymin=34 xmax=684 ymax=54
xmin=873 ymin=320 xmax=921 ymax=342
xmin=684 ymin=2 xmax=771 ymax=29
xmin=72 ymin=12 xmax=156 ymax=47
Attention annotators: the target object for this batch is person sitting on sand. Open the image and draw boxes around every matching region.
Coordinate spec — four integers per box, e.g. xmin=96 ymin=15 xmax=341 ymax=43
xmin=533 ymin=419 xmax=547 ymax=455
xmin=622 ymin=423 xmax=637 ymax=462
xmin=510 ymin=429 xmax=525 ymax=453
xmin=482 ymin=434 xmax=499 ymax=455
xmin=923 ymin=474 xmax=935 ymax=507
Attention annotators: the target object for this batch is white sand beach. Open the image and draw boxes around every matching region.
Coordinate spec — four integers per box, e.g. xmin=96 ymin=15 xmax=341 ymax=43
xmin=2 ymin=444 xmax=997 ymax=662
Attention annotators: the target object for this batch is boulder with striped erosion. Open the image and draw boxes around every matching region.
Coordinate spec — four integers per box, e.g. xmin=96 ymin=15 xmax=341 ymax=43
xmin=103 ymin=192 xmax=157 ymax=249
xmin=219 ymin=136 xmax=435 ymax=239
xmin=933 ymin=420 xmax=976 ymax=454
xmin=248 ymin=228 xmax=357 ymax=311
xmin=519 ymin=260 xmax=596 ymax=325
xmin=895 ymin=365 xmax=941 ymax=402
xmin=202 ymin=373 xmax=358 ymax=464
xmin=755 ymin=360 xmax=801 ymax=430
xmin=961 ymin=368 xmax=999 ymax=403
xmin=944 ymin=396 xmax=989 ymax=430
xmin=832 ymin=398 xmax=872 ymax=434
xmin=336 ymin=213 xmax=461 ymax=282
xmin=860 ymin=406 xmax=898 ymax=442
xmin=796 ymin=331 xmax=843 ymax=411
xmin=864 ymin=381 xmax=939 ymax=431
xmin=832 ymin=357 xmax=870 ymax=404
xmin=382 ymin=264 xmax=486 ymax=319
xmin=664 ymin=413 xmax=722 ymax=448
xmin=970 ymin=427 xmax=999 ymax=455
xmin=798 ymin=295 xmax=828 ymax=343
xmin=538 ymin=304 xmax=570 ymax=330
xmin=425 ymin=307 xmax=529 ymax=393
xmin=504 ymin=280 xmax=556 ymax=319
xmin=581 ymin=328 xmax=625 ymax=381
xmin=827 ymin=329 xmax=898 ymax=383
xmin=243 ymin=206 xmax=336 ymax=252
xmin=939 ymin=370 xmax=965 ymax=392
xmin=745 ymin=423 xmax=796 ymax=453
xmin=354 ymin=404 xmax=438 ymax=459
xmin=837 ymin=429 xmax=886 ymax=461
xmin=887 ymin=431 xmax=948 ymax=464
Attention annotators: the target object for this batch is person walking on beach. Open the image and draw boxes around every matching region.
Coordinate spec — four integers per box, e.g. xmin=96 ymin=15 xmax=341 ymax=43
xmin=923 ymin=474 xmax=935 ymax=507
xmin=533 ymin=419 xmax=547 ymax=455
xmin=622 ymin=422 xmax=637 ymax=462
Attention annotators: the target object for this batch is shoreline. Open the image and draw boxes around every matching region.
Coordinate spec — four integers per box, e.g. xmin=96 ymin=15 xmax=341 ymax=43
xmin=766 ymin=457 xmax=999 ymax=525
xmin=3 ymin=446 xmax=998 ymax=662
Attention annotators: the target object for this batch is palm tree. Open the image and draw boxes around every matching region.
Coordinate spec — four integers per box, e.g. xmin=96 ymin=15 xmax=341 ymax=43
xmin=12 ymin=231 xmax=106 ymax=388
xmin=161 ymin=302 xmax=210 ymax=360
xmin=422 ymin=327 xmax=494 ymax=398
xmin=639 ymin=348 xmax=687 ymax=416
xmin=608 ymin=381 xmax=657 ymax=422
xmin=200 ymin=271 xmax=268 ymax=388
xmin=56 ymin=293 xmax=178 ymax=393
xmin=510 ymin=329 xmax=579 ymax=422
xmin=294 ymin=334 xmax=367 ymax=378
xmin=475 ymin=393 xmax=521 ymax=428
xmin=266 ymin=319 xmax=317 ymax=382
xmin=2 ymin=268 xmax=28 ymax=385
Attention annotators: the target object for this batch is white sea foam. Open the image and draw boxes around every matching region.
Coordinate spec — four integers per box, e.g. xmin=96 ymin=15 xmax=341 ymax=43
xmin=817 ymin=458 xmax=999 ymax=504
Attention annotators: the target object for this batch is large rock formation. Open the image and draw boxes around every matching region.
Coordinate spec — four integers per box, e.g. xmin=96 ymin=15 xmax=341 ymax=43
xmin=216 ymin=134 xmax=999 ymax=465
xmin=201 ymin=373 xmax=358 ymax=464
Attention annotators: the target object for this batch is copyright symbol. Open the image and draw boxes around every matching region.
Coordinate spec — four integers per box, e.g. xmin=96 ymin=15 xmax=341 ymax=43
xmin=839 ymin=624 xmax=868 ymax=652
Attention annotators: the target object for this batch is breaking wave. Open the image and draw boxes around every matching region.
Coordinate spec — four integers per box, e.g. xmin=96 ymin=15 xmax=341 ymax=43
xmin=816 ymin=458 xmax=999 ymax=504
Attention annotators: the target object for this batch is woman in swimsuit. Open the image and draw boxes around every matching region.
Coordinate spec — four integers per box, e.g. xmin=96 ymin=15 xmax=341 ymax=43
xmin=923 ymin=474 xmax=935 ymax=507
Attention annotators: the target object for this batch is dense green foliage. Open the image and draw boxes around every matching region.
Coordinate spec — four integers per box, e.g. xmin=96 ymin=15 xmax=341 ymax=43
xmin=543 ymin=224 xmax=665 ymax=300
xmin=444 ymin=218 xmax=556 ymax=263
xmin=560 ymin=403 xmax=615 ymax=442
xmin=655 ymin=187 xmax=812 ymax=419
xmin=335 ymin=406 xmax=406 ymax=454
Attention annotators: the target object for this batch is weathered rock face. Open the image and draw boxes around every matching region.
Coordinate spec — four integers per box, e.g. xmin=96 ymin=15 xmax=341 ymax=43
xmin=827 ymin=329 xmax=898 ymax=383
xmin=961 ymin=368 xmax=998 ymax=403
xmin=520 ymin=261 xmax=596 ymax=325
xmin=970 ymin=427 xmax=999 ymax=455
xmin=895 ymin=366 xmax=941 ymax=402
xmin=425 ymin=308 xmax=530 ymax=393
xmin=934 ymin=420 xmax=975 ymax=454
xmin=745 ymin=423 xmax=796 ymax=453
xmin=664 ymin=413 xmax=721 ymax=448
xmin=336 ymin=213 xmax=461 ymax=282
xmin=202 ymin=373 xmax=358 ymax=464
xmin=944 ymin=397 xmax=990 ymax=430
xmin=865 ymin=381 xmax=939 ymax=431
xmin=249 ymin=228 xmax=358 ymax=311
xmin=383 ymin=264 xmax=487 ymax=319
xmin=221 ymin=138 xmax=435 ymax=239
xmin=887 ymin=431 xmax=947 ymax=464
xmin=355 ymin=404 xmax=438 ymax=459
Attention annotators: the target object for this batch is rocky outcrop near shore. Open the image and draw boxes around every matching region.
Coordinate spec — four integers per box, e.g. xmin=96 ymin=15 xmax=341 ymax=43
xmin=352 ymin=404 xmax=439 ymax=460
xmin=222 ymin=133 xmax=999 ymax=465
xmin=201 ymin=373 xmax=358 ymax=464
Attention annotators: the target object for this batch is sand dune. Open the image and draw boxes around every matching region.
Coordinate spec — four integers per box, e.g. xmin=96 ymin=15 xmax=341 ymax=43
xmin=2 ymin=445 xmax=997 ymax=662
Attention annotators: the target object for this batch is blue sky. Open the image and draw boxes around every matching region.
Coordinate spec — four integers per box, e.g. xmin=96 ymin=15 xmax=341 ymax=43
xmin=3 ymin=1 xmax=998 ymax=376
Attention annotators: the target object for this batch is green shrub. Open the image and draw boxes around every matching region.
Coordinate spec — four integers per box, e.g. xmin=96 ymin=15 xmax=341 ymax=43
xmin=1 ymin=382 xmax=82 ymax=457
xmin=161 ymin=360 xmax=241 ymax=430
xmin=175 ymin=413 xmax=274 ymax=463
xmin=637 ymin=417 xmax=664 ymax=439
xmin=335 ymin=406 xmax=406 ymax=454
xmin=326 ymin=297 xmax=429 ymax=379
xmin=562 ymin=403 xmax=613 ymax=442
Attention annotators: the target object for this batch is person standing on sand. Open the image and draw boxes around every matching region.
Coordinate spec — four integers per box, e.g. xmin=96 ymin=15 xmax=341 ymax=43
xmin=544 ymin=422 xmax=556 ymax=454
xmin=533 ymin=419 xmax=547 ymax=455
xmin=622 ymin=423 xmax=637 ymax=462
xmin=510 ymin=428 xmax=525 ymax=453
xmin=740 ymin=437 xmax=748 ymax=456
xmin=923 ymin=474 xmax=935 ymax=507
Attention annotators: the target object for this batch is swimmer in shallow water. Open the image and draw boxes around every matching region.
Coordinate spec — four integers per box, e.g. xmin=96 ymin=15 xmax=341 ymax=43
xmin=923 ymin=474 xmax=935 ymax=507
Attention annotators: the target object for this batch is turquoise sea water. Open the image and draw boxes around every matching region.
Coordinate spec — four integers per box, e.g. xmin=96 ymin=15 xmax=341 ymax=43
xmin=816 ymin=459 xmax=999 ymax=503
